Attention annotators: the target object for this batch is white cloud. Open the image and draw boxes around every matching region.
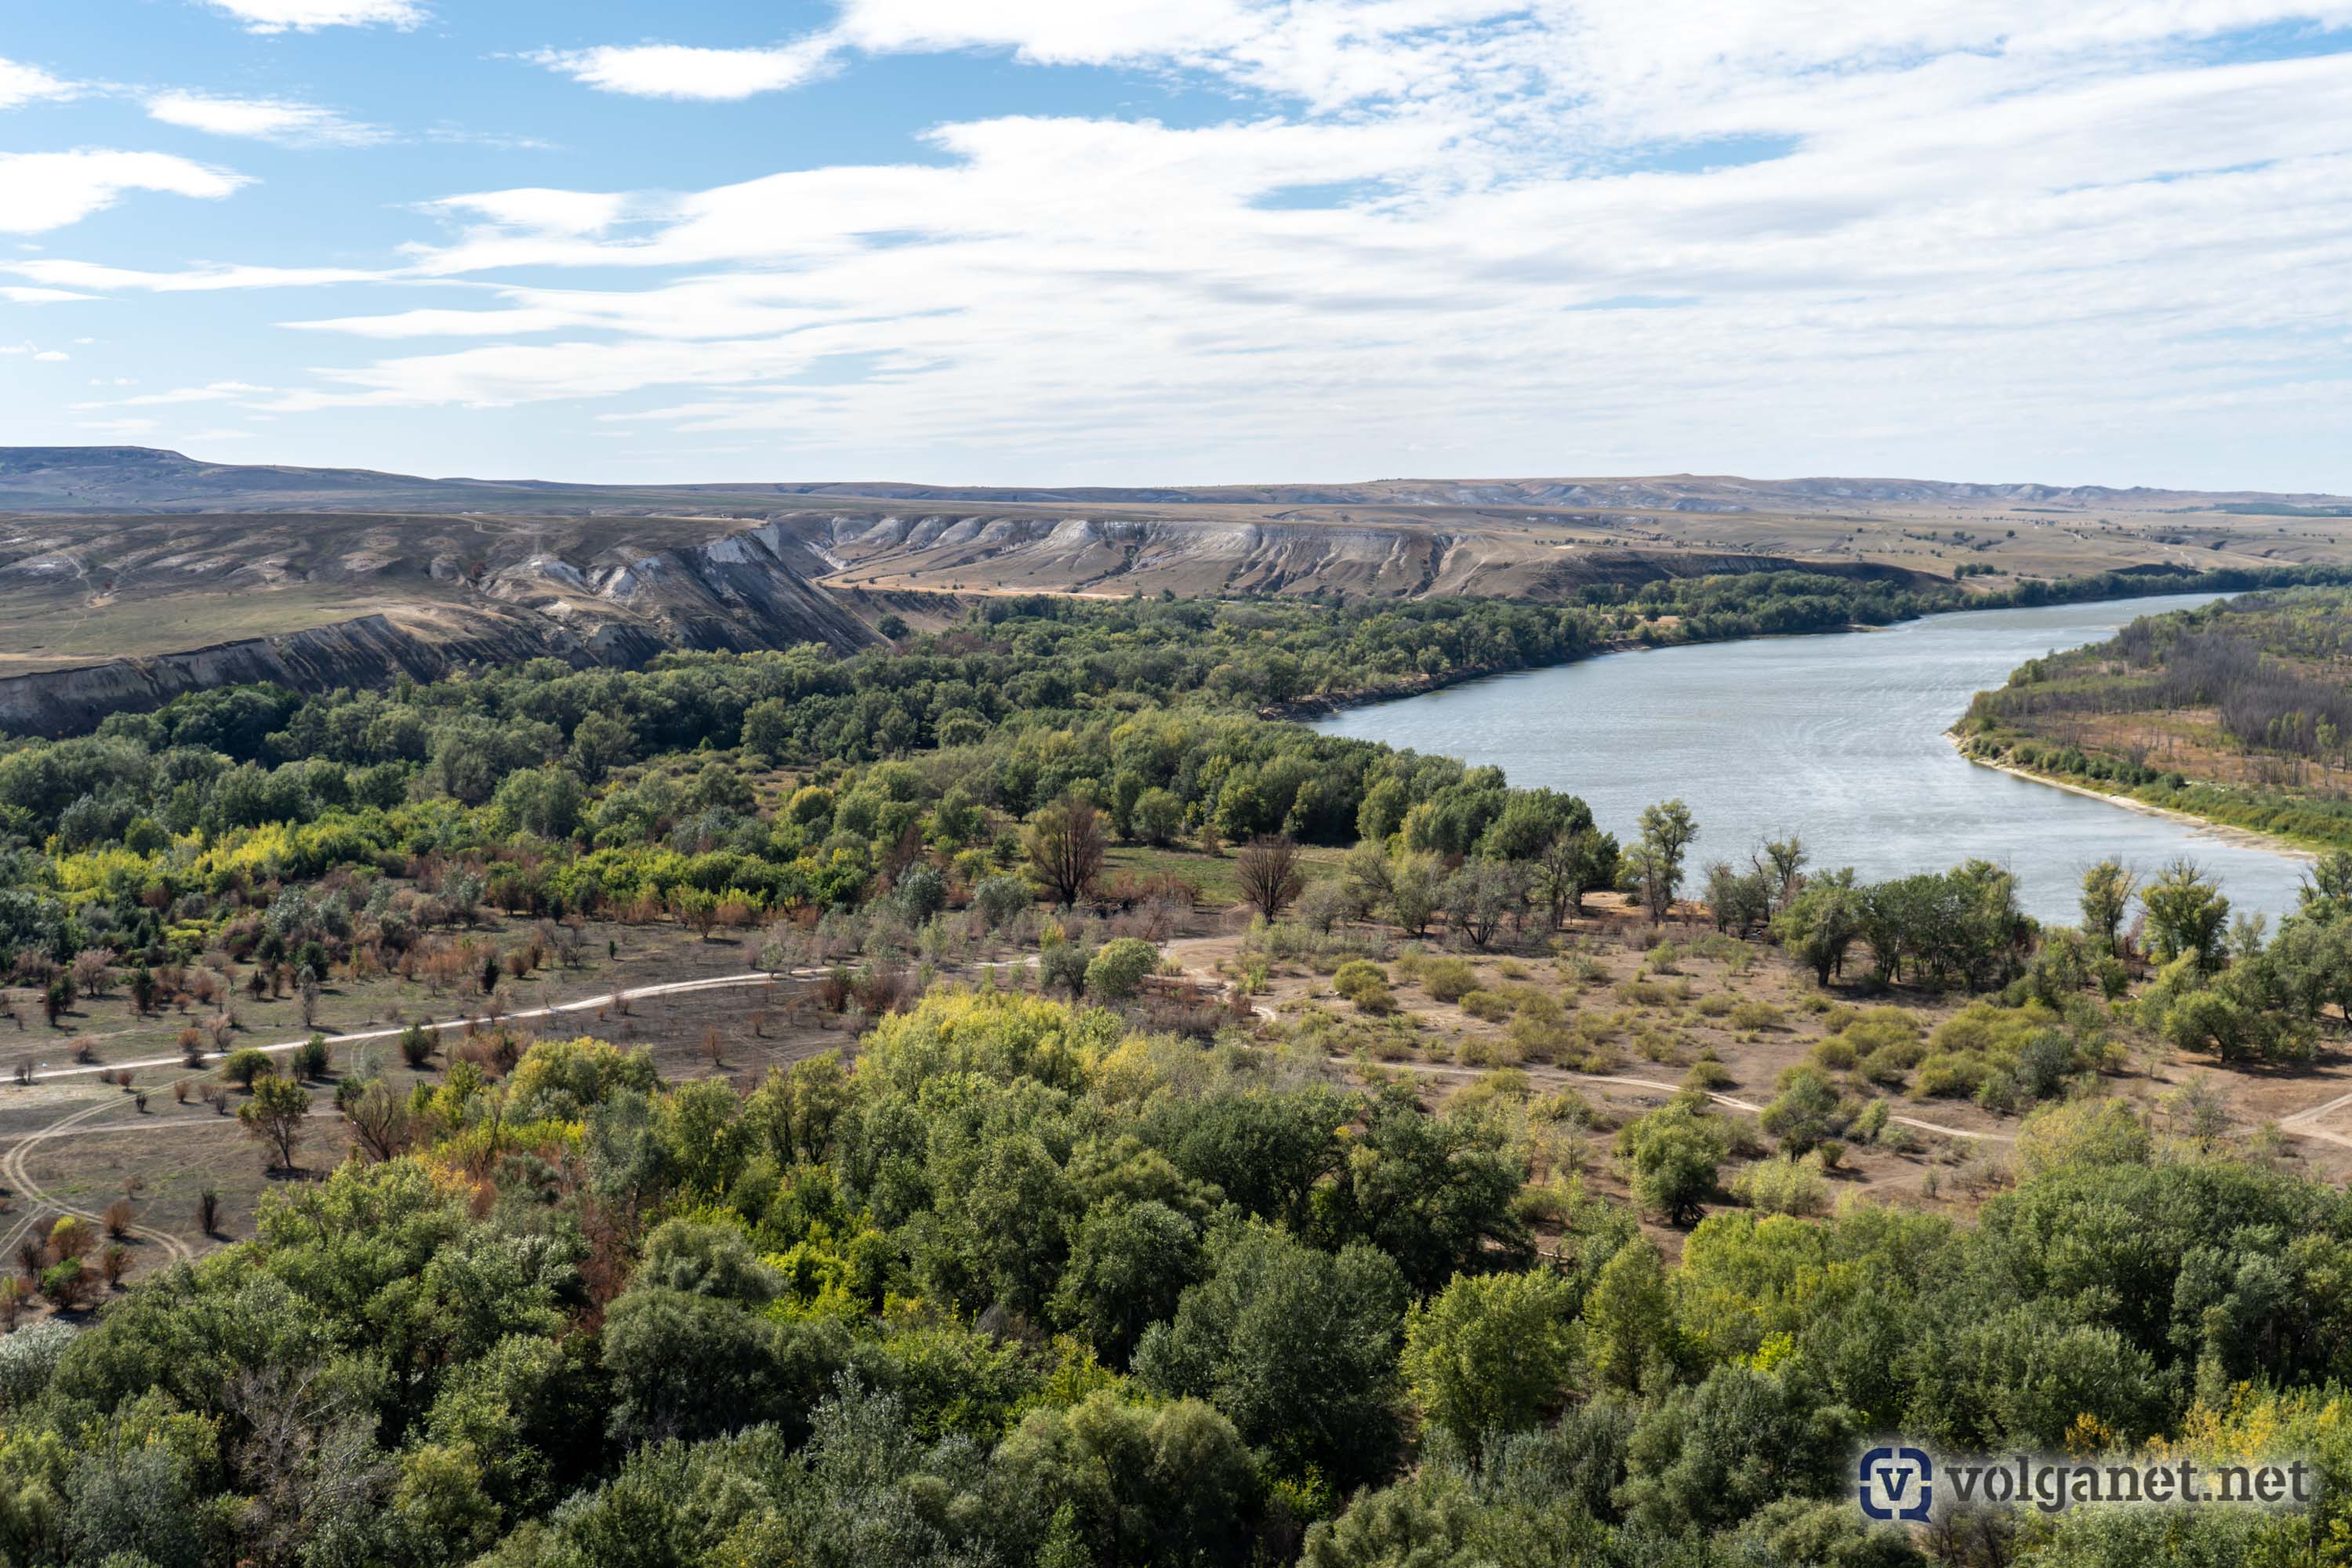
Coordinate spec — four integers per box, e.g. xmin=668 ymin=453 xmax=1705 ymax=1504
xmin=199 ymin=0 xmax=424 ymax=34
xmin=0 ymin=285 xmax=92 ymax=303
xmin=31 ymin=0 xmax=2343 ymax=487
xmin=263 ymin=11 xmax=2352 ymax=491
xmin=0 ymin=151 xmax=249 ymax=234
xmin=8 ymin=259 xmax=386 ymax=290
xmin=423 ymin=188 xmax=638 ymax=235
xmin=529 ymin=39 xmax=838 ymax=100
xmin=0 ymin=56 xmax=78 ymax=110
xmin=72 ymin=380 xmax=271 ymax=409
xmin=147 ymin=91 xmax=385 ymax=147
xmin=32 ymin=350 xmax=68 ymax=361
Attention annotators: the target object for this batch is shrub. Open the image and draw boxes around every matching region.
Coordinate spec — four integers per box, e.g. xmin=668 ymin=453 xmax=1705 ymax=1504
xmin=1731 ymin=1152 xmax=1829 ymax=1216
xmin=972 ymin=874 xmax=1033 ymax=931
xmin=1330 ymin=960 xmax=1388 ymax=1003
xmin=1759 ymin=1064 xmax=1849 ymax=1155
xmin=1040 ymin=941 xmax=1091 ymax=997
xmin=1727 ymin=1000 xmax=1783 ymax=1031
xmin=290 ymin=1033 xmax=332 ymax=1081
xmin=399 ymin=1022 xmax=439 ymax=1069
xmin=1683 ymin=1060 xmax=1734 ymax=1092
xmin=219 ymin=1047 xmax=274 ymax=1088
xmin=1083 ymin=938 xmax=1160 ymax=1002
xmin=1352 ymin=982 xmax=1398 ymax=1015
xmin=1422 ymin=957 xmax=1477 ymax=1003
xmin=1460 ymin=989 xmax=1512 ymax=1023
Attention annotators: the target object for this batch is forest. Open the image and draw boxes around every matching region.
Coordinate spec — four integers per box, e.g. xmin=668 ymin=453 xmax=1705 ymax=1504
xmin=0 ymin=572 xmax=2349 ymax=1565
xmin=1959 ymin=584 xmax=2352 ymax=849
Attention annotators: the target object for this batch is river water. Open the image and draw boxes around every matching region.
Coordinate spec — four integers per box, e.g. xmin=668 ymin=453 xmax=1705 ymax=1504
xmin=1311 ymin=593 xmax=2314 ymax=924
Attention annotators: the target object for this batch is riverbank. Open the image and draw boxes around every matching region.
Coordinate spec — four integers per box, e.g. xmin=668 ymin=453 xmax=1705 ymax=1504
xmin=1950 ymin=733 xmax=2322 ymax=862
xmin=1313 ymin=590 xmax=2320 ymax=922
xmin=1274 ymin=560 xmax=2352 ymax=728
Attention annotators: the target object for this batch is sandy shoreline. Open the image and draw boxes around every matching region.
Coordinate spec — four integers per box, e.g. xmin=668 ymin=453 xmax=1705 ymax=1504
xmin=1949 ymin=735 xmax=2318 ymax=862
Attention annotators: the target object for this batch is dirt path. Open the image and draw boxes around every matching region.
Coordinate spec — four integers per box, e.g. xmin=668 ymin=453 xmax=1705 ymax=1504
xmin=0 ymin=1098 xmax=195 ymax=1269
xmin=31 ymin=969 xmax=798 ymax=1083
xmin=1157 ymin=936 xmax=2015 ymax=1145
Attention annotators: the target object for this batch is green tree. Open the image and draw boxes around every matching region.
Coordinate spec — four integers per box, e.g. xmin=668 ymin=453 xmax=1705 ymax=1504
xmin=1773 ymin=869 xmax=1860 ymax=984
xmin=1618 ymin=1363 xmax=1858 ymax=1535
xmin=1131 ymin=787 xmax=1185 ymax=847
xmin=1632 ymin=798 xmax=1697 ymax=924
xmin=1759 ymin=1064 xmax=1848 ymax=1156
xmin=2081 ymin=858 xmax=2140 ymax=952
xmin=1134 ymin=1222 xmax=1406 ymax=1486
xmin=1401 ymin=1268 xmax=1578 ymax=1449
xmin=1083 ymin=937 xmax=1160 ymax=1001
xmin=1580 ymin=1238 xmax=1682 ymax=1392
xmin=2143 ymin=858 xmax=2230 ymax=971
xmin=992 ymin=1390 xmax=1258 ymax=1568
xmin=1050 ymin=1200 xmax=1202 ymax=1366
xmin=599 ymin=1287 xmax=844 ymax=1446
xmin=1614 ymin=1102 xmax=1723 ymax=1226
xmin=238 ymin=1073 xmax=311 ymax=1171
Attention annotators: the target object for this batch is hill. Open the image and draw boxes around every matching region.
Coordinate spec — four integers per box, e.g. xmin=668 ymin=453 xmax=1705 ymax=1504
xmin=7 ymin=447 xmax=2352 ymax=737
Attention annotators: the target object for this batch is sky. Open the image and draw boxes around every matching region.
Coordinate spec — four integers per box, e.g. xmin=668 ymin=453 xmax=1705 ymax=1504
xmin=2 ymin=2 xmax=2350 ymax=492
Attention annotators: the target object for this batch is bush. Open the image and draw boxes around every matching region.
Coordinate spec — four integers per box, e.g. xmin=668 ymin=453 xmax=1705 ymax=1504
xmin=1040 ymin=941 xmax=1091 ymax=997
xmin=399 ymin=1022 xmax=439 ymax=1069
xmin=290 ymin=1033 xmax=332 ymax=1081
xmin=218 ymin=1047 xmax=274 ymax=1088
xmin=1731 ymin=1152 xmax=1829 ymax=1216
xmin=1330 ymin=960 xmax=1388 ymax=1003
xmin=1421 ymin=957 xmax=1477 ymax=1003
xmin=1084 ymin=938 xmax=1160 ymax=1001
xmin=1682 ymin=1060 xmax=1733 ymax=1091
xmin=972 ymin=874 xmax=1033 ymax=931
xmin=1459 ymin=989 xmax=1512 ymax=1023
xmin=1759 ymin=1064 xmax=1848 ymax=1155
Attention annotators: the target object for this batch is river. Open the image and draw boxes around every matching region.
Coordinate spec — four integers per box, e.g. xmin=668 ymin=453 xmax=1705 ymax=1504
xmin=1310 ymin=593 xmax=2314 ymax=924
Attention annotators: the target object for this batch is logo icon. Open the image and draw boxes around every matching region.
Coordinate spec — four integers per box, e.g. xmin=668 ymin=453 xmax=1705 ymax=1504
xmin=1858 ymin=1446 xmax=1934 ymax=1522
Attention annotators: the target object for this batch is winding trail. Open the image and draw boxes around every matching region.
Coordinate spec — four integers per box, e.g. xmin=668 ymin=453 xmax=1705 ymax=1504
xmin=2279 ymin=1087 xmax=2352 ymax=1150
xmin=26 ymin=969 xmax=793 ymax=1083
xmin=0 ymin=1098 xmax=194 ymax=1269
xmin=1156 ymin=936 xmax=2016 ymax=1145
xmin=30 ymin=942 xmax=2352 ymax=1281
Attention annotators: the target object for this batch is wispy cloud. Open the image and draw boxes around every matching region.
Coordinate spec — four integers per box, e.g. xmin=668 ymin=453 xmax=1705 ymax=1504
xmin=72 ymin=380 xmax=272 ymax=409
xmin=0 ymin=150 xmax=249 ymax=234
xmin=0 ymin=56 xmax=78 ymax=111
xmin=30 ymin=2 xmax=2352 ymax=485
xmin=198 ymin=0 xmax=425 ymax=34
xmin=147 ymin=90 xmax=386 ymax=147
xmin=527 ymin=39 xmax=840 ymax=101
xmin=8 ymin=259 xmax=387 ymax=290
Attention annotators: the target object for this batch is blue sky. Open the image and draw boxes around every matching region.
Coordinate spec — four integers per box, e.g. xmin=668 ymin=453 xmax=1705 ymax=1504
xmin=3 ymin=2 xmax=2351 ymax=491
